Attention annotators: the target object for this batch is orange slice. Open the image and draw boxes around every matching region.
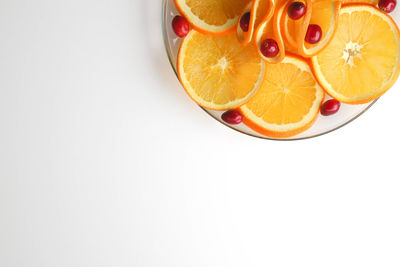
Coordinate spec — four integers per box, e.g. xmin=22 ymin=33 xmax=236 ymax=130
xmin=311 ymin=5 xmax=400 ymax=104
xmin=237 ymin=0 xmax=273 ymax=45
xmin=174 ymin=0 xmax=249 ymax=36
xmin=254 ymin=0 xmax=286 ymax=63
xmin=239 ymin=55 xmax=324 ymax=137
xmin=177 ymin=31 xmax=265 ymax=110
xmin=282 ymin=0 xmax=341 ymax=57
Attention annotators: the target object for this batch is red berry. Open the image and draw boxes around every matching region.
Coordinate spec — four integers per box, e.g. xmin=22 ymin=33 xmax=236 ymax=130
xmin=379 ymin=0 xmax=396 ymax=13
xmin=221 ymin=110 xmax=243 ymax=125
xmin=288 ymin=2 xmax=306 ymax=20
xmin=305 ymin=24 xmax=322 ymax=44
xmin=172 ymin=16 xmax=189 ymax=37
xmin=260 ymin=39 xmax=279 ymax=58
xmin=240 ymin=12 xmax=251 ymax=32
xmin=320 ymin=99 xmax=341 ymax=116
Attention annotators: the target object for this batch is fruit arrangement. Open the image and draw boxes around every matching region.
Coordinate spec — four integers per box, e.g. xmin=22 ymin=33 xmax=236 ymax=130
xmin=170 ymin=0 xmax=400 ymax=138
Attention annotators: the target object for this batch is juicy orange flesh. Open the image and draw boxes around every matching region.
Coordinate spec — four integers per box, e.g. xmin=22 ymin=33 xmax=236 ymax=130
xmin=316 ymin=10 xmax=398 ymax=98
xmin=182 ymin=33 xmax=262 ymax=105
xmin=245 ymin=62 xmax=317 ymax=124
xmin=186 ymin=0 xmax=248 ymax=26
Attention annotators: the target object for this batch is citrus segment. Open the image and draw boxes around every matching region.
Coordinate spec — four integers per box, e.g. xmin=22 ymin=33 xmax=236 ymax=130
xmin=177 ymin=31 xmax=265 ymax=110
xmin=282 ymin=0 xmax=341 ymax=57
xmin=174 ymin=0 xmax=249 ymax=35
xmin=311 ymin=5 xmax=400 ymax=104
xmin=237 ymin=0 xmax=273 ymax=45
xmin=239 ymin=55 xmax=324 ymax=137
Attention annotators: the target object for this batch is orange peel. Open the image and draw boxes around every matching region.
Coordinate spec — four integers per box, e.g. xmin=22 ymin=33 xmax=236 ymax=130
xmin=237 ymin=0 xmax=274 ymax=45
xmin=254 ymin=0 xmax=286 ymax=63
xmin=281 ymin=0 xmax=341 ymax=57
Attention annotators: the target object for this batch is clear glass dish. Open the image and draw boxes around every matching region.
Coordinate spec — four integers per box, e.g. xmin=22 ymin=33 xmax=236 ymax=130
xmin=162 ymin=0 xmax=400 ymax=140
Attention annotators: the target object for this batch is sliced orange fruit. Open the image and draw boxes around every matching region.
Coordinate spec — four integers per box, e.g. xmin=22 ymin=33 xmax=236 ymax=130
xmin=237 ymin=0 xmax=273 ymax=45
xmin=177 ymin=31 xmax=265 ymax=110
xmin=239 ymin=55 xmax=325 ymax=137
xmin=174 ymin=0 xmax=250 ymax=36
xmin=282 ymin=0 xmax=341 ymax=57
xmin=311 ymin=5 xmax=400 ymax=104
xmin=254 ymin=0 xmax=286 ymax=63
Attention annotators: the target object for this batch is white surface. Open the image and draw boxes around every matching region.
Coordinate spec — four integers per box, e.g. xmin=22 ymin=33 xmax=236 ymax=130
xmin=0 ymin=1 xmax=399 ymax=266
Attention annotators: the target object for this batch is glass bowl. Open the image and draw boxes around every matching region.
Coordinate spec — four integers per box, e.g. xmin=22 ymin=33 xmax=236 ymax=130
xmin=162 ymin=0 xmax=400 ymax=140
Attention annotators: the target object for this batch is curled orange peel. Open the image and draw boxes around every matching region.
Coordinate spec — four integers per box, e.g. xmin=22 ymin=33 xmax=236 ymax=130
xmin=254 ymin=0 xmax=286 ymax=63
xmin=281 ymin=0 xmax=341 ymax=57
xmin=237 ymin=0 xmax=275 ymax=45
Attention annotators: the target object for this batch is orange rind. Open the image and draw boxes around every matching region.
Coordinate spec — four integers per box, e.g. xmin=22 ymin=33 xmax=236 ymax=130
xmin=282 ymin=0 xmax=341 ymax=57
xmin=237 ymin=0 xmax=274 ymax=45
xmin=254 ymin=0 xmax=286 ymax=63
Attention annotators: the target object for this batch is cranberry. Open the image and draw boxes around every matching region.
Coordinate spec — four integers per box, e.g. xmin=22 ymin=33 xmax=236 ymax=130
xmin=288 ymin=2 xmax=306 ymax=20
xmin=240 ymin=12 xmax=251 ymax=32
xmin=320 ymin=99 xmax=341 ymax=116
xmin=305 ymin=24 xmax=322 ymax=44
xmin=379 ymin=0 xmax=396 ymax=13
xmin=260 ymin=39 xmax=279 ymax=58
xmin=221 ymin=110 xmax=243 ymax=124
xmin=172 ymin=16 xmax=189 ymax=37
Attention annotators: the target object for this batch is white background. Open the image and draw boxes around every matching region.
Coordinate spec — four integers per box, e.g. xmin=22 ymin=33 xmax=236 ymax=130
xmin=0 ymin=0 xmax=399 ymax=266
